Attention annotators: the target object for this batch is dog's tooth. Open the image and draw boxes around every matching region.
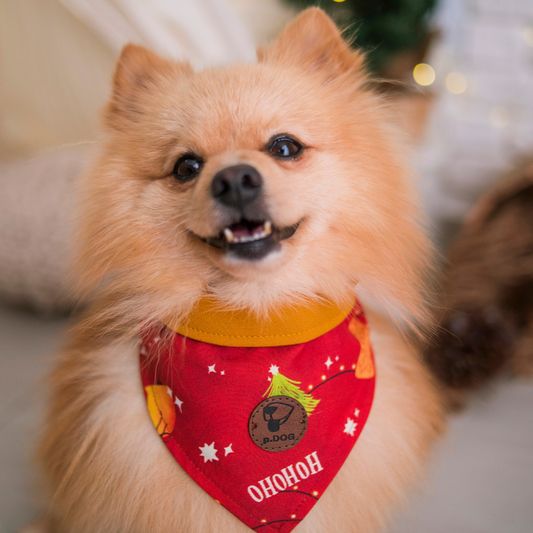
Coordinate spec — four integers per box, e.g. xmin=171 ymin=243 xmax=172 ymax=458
xmin=223 ymin=228 xmax=235 ymax=243
xmin=224 ymin=225 xmax=271 ymax=245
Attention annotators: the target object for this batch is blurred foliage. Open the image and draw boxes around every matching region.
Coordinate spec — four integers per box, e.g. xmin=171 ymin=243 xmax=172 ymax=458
xmin=283 ymin=0 xmax=438 ymax=74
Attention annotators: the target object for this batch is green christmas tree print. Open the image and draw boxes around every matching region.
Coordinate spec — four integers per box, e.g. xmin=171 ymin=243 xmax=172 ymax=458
xmin=264 ymin=365 xmax=320 ymax=415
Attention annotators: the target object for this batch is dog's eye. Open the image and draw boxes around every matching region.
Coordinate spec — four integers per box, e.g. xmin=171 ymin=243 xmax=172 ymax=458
xmin=268 ymin=136 xmax=302 ymax=159
xmin=173 ymin=154 xmax=203 ymax=181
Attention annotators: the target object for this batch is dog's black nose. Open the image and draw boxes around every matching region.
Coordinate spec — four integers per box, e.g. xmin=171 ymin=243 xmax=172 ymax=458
xmin=211 ymin=165 xmax=262 ymax=209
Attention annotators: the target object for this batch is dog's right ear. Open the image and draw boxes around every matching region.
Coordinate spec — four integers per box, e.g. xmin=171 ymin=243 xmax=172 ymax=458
xmin=104 ymin=44 xmax=192 ymax=129
xmin=258 ymin=8 xmax=365 ymax=81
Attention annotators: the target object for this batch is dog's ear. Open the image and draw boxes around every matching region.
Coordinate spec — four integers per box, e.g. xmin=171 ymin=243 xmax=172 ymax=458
xmin=105 ymin=44 xmax=191 ymax=129
xmin=258 ymin=8 xmax=365 ymax=79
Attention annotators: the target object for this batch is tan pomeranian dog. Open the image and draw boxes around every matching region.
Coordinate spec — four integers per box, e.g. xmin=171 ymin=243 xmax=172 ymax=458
xmin=31 ymin=8 xmax=444 ymax=533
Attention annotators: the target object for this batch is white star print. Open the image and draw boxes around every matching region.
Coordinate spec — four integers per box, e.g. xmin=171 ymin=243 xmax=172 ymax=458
xmin=174 ymin=397 xmax=183 ymax=412
xmin=325 ymin=357 xmax=333 ymax=370
xmin=335 ymin=356 xmax=339 ymax=361
xmin=344 ymin=418 xmax=358 ymax=437
xmin=269 ymin=364 xmax=279 ymax=376
xmin=354 ymin=408 xmax=360 ymax=418
xmin=267 ymin=377 xmax=272 ymax=381
xmin=166 ymin=386 xmax=172 ymax=398
xmin=199 ymin=442 xmax=219 ymax=463
xmin=221 ymin=370 xmax=225 ymax=375
xmin=224 ymin=444 xmax=234 ymax=456
xmin=140 ymin=345 xmax=147 ymax=355
xmin=208 ymin=364 xmax=216 ymax=373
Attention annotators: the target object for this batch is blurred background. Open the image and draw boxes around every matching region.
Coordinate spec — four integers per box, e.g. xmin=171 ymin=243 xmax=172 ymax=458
xmin=1 ymin=1 xmax=532 ymax=532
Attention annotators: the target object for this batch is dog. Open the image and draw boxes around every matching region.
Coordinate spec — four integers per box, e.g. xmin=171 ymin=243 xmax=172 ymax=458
xmin=32 ymin=8 xmax=444 ymax=533
xmin=426 ymin=158 xmax=533 ymax=404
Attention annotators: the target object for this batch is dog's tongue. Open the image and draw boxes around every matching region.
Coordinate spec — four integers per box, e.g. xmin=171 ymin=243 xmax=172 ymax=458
xmin=223 ymin=220 xmax=272 ymax=244
xmin=229 ymin=221 xmax=264 ymax=239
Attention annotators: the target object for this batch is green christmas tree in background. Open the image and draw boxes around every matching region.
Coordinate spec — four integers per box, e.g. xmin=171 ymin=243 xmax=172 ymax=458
xmin=264 ymin=365 xmax=320 ymax=415
xmin=283 ymin=0 xmax=438 ymax=75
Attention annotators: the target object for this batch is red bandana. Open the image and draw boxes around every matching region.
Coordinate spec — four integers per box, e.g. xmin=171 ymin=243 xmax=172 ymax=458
xmin=140 ymin=298 xmax=375 ymax=533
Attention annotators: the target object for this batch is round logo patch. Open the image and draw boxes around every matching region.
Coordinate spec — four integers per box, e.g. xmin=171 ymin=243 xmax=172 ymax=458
xmin=248 ymin=395 xmax=308 ymax=452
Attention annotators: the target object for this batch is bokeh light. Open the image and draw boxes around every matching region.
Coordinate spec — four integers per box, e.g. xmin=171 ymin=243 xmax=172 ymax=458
xmin=446 ymin=72 xmax=467 ymax=94
xmin=489 ymin=107 xmax=509 ymax=128
xmin=523 ymin=26 xmax=533 ymax=47
xmin=413 ymin=63 xmax=436 ymax=86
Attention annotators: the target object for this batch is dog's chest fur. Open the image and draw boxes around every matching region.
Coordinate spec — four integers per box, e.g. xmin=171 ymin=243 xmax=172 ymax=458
xmin=41 ymin=308 xmax=443 ymax=533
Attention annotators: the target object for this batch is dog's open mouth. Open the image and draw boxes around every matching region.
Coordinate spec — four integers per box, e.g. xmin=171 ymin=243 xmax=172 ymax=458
xmin=194 ymin=219 xmax=301 ymax=260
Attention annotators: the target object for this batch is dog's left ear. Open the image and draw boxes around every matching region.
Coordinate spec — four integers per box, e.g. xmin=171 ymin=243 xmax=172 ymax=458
xmin=105 ymin=44 xmax=192 ymax=130
xmin=258 ymin=8 xmax=365 ymax=79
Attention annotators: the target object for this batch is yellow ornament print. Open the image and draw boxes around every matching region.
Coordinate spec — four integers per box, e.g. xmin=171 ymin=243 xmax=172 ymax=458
xmin=145 ymin=385 xmax=176 ymax=442
xmin=348 ymin=317 xmax=375 ymax=379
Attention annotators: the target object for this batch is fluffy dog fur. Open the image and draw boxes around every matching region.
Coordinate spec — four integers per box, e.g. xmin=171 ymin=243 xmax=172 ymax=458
xmin=34 ymin=9 xmax=444 ymax=533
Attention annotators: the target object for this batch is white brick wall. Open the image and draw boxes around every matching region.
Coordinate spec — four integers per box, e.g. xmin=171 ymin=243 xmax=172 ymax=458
xmin=419 ymin=0 xmax=533 ymax=230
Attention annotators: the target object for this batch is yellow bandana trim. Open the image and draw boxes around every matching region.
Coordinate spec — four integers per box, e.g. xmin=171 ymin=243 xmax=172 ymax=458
xmin=164 ymin=297 xmax=354 ymax=347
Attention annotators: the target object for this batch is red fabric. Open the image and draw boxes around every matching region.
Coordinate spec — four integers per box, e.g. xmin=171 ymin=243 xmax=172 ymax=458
xmin=140 ymin=305 xmax=375 ymax=533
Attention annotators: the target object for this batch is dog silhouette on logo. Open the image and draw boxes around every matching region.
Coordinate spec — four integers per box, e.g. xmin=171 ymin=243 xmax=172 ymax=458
xmin=263 ymin=402 xmax=294 ymax=432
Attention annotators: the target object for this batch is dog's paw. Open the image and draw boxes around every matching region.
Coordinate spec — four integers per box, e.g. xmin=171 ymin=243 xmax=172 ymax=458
xmin=426 ymin=306 xmax=514 ymax=390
